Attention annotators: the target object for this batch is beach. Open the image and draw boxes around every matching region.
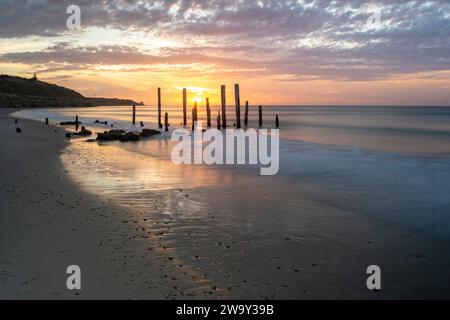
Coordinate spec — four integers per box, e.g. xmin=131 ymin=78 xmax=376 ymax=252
xmin=2 ymin=107 xmax=450 ymax=299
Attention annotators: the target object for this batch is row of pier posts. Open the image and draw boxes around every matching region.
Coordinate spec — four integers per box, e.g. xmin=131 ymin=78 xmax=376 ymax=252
xmin=131 ymin=85 xmax=280 ymax=130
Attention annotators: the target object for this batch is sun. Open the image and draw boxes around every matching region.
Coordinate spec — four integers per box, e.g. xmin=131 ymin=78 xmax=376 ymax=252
xmin=193 ymin=97 xmax=202 ymax=104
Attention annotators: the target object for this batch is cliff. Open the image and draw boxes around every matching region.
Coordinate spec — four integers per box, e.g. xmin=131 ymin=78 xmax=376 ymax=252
xmin=0 ymin=75 xmax=141 ymax=108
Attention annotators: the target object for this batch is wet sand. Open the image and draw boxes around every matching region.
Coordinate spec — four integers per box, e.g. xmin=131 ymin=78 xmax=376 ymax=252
xmin=0 ymin=109 xmax=210 ymax=299
xmin=2 ymin=108 xmax=450 ymax=299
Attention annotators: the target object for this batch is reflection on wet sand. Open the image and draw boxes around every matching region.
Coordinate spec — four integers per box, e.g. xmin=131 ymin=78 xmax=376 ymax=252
xmin=61 ymin=139 xmax=232 ymax=298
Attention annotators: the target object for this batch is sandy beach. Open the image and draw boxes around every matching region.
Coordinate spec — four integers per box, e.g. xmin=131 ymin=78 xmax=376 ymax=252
xmin=2 ymin=107 xmax=450 ymax=299
xmin=0 ymin=108 xmax=208 ymax=299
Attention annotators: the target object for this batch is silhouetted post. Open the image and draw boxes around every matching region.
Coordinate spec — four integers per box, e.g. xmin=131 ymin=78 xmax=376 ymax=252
xmin=217 ymin=112 xmax=221 ymax=130
xmin=157 ymin=88 xmax=162 ymax=128
xmin=194 ymin=101 xmax=198 ymax=123
xmin=140 ymin=121 xmax=144 ymax=127
xmin=75 ymin=115 xmax=79 ymax=132
xmin=45 ymin=117 xmax=49 ymax=125
xmin=259 ymin=106 xmax=263 ymax=127
xmin=183 ymin=88 xmax=187 ymax=126
xmin=244 ymin=101 xmax=249 ymax=126
xmin=221 ymin=85 xmax=227 ymax=128
xmin=132 ymin=105 xmax=136 ymax=125
xmin=234 ymin=84 xmax=241 ymax=129
xmin=191 ymin=102 xmax=198 ymax=130
xmin=165 ymin=112 xmax=169 ymax=132
xmin=275 ymin=114 xmax=279 ymax=128
xmin=14 ymin=118 xmax=18 ymax=124
xmin=206 ymin=98 xmax=211 ymax=127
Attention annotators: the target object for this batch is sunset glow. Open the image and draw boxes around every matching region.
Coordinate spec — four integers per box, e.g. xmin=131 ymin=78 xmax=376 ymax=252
xmin=0 ymin=1 xmax=449 ymax=106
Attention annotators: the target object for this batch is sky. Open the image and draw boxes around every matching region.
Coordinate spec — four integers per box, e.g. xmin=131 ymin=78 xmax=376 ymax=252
xmin=0 ymin=0 xmax=449 ymax=106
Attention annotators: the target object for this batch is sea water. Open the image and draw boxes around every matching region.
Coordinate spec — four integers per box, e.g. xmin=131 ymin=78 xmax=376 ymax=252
xmin=13 ymin=105 xmax=450 ymax=240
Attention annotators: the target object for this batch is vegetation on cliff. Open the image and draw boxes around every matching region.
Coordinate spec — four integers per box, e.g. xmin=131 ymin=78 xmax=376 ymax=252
xmin=0 ymin=75 xmax=141 ymax=108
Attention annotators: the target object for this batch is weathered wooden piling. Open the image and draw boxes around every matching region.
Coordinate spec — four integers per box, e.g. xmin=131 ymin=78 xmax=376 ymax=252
xmin=191 ymin=102 xmax=199 ymax=130
xmin=45 ymin=117 xmax=49 ymax=125
xmin=140 ymin=121 xmax=144 ymax=127
xmin=275 ymin=114 xmax=279 ymax=128
xmin=183 ymin=88 xmax=187 ymax=126
xmin=157 ymin=87 xmax=162 ymax=128
xmin=259 ymin=106 xmax=263 ymax=127
xmin=192 ymin=108 xmax=195 ymax=131
xmin=75 ymin=115 xmax=79 ymax=132
xmin=206 ymin=98 xmax=211 ymax=128
xmin=165 ymin=112 xmax=169 ymax=132
xmin=244 ymin=101 xmax=249 ymax=126
xmin=132 ymin=105 xmax=136 ymax=125
xmin=221 ymin=85 xmax=227 ymax=128
xmin=234 ymin=84 xmax=241 ymax=129
xmin=194 ymin=102 xmax=198 ymax=124
xmin=217 ymin=112 xmax=221 ymax=130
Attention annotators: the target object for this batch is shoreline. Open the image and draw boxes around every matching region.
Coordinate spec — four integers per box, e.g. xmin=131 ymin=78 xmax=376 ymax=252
xmin=0 ymin=109 xmax=207 ymax=299
xmin=0 ymin=108 xmax=130 ymax=298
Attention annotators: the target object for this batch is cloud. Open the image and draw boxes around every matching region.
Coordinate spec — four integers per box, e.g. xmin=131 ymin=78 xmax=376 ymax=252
xmin=0 ymin=0 xmax=449 ymax=81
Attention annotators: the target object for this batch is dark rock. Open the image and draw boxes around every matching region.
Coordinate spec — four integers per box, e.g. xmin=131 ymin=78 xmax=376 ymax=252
xmin=140 ymin=128 xmax=161 ymax=137
xmin=73 ymin=126 xmax=92 ymax=136
xmin=120 ymin=132 xmax=140 ymax=142
xmin=96 ymin=130 xmax=125 ymax=141
xmin=60 ymin=121 xmax=81 ymax=126
xmin=16 ymin=127 xmax=21 ymax=133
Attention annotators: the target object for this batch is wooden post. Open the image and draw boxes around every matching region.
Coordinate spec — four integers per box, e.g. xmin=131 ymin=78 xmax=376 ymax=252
xmin=206 ymin=98 xmax=211 ymax=128
xmin=157 ymin=87 xmax=162 ymax=128
xmin=259 ymin=106 xmax=263 ymax=127
xmin=217 ymin=111 xmax=221 ymax=130
xmin=194 ymin=102 xmax=198 ymax=123
xmin=75 ymin=115 xmax=79 ymax=132
xmin=234 ymin=84 xmax=241 ymax=129
xmin=244 ymin=101 xmax=249 ymax=126
xmin=165 ymin=112 xmax=169 ymax=132
xmin=140 ymin=121 xmax=144 ymax=127
xmin=221 ymin=85 xmax=227 ymax=128
xmin=132 ymin=105 xmax=136 ymax=125
xmin=183 ymin=88 xmax=187 ymax=126
xmin=45 ymin=117 xmax=49 ymax=125
xmin=192 ymin=102 xmax=198 ymax=131
xmin=275 ymin=114 xmax=279 ymax=128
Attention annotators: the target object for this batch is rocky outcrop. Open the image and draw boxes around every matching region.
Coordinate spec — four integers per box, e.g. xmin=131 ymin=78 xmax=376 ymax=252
xmin=73 ymin=126 xmax=92 ymax=136
xmin=96 ymin=130 xmax=126 ymax=141
xmin=60 ymin=121 xmax=81 ymax=125
xmin=0 ymin=75 xmax=142 ymax=108
xmin=139 ymin=128 xmax=161 ymax=137
xmin=119 ymin=132 xmax=140 ymax=142
xmin=96 ymin=129 xmax=160 ymax=142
